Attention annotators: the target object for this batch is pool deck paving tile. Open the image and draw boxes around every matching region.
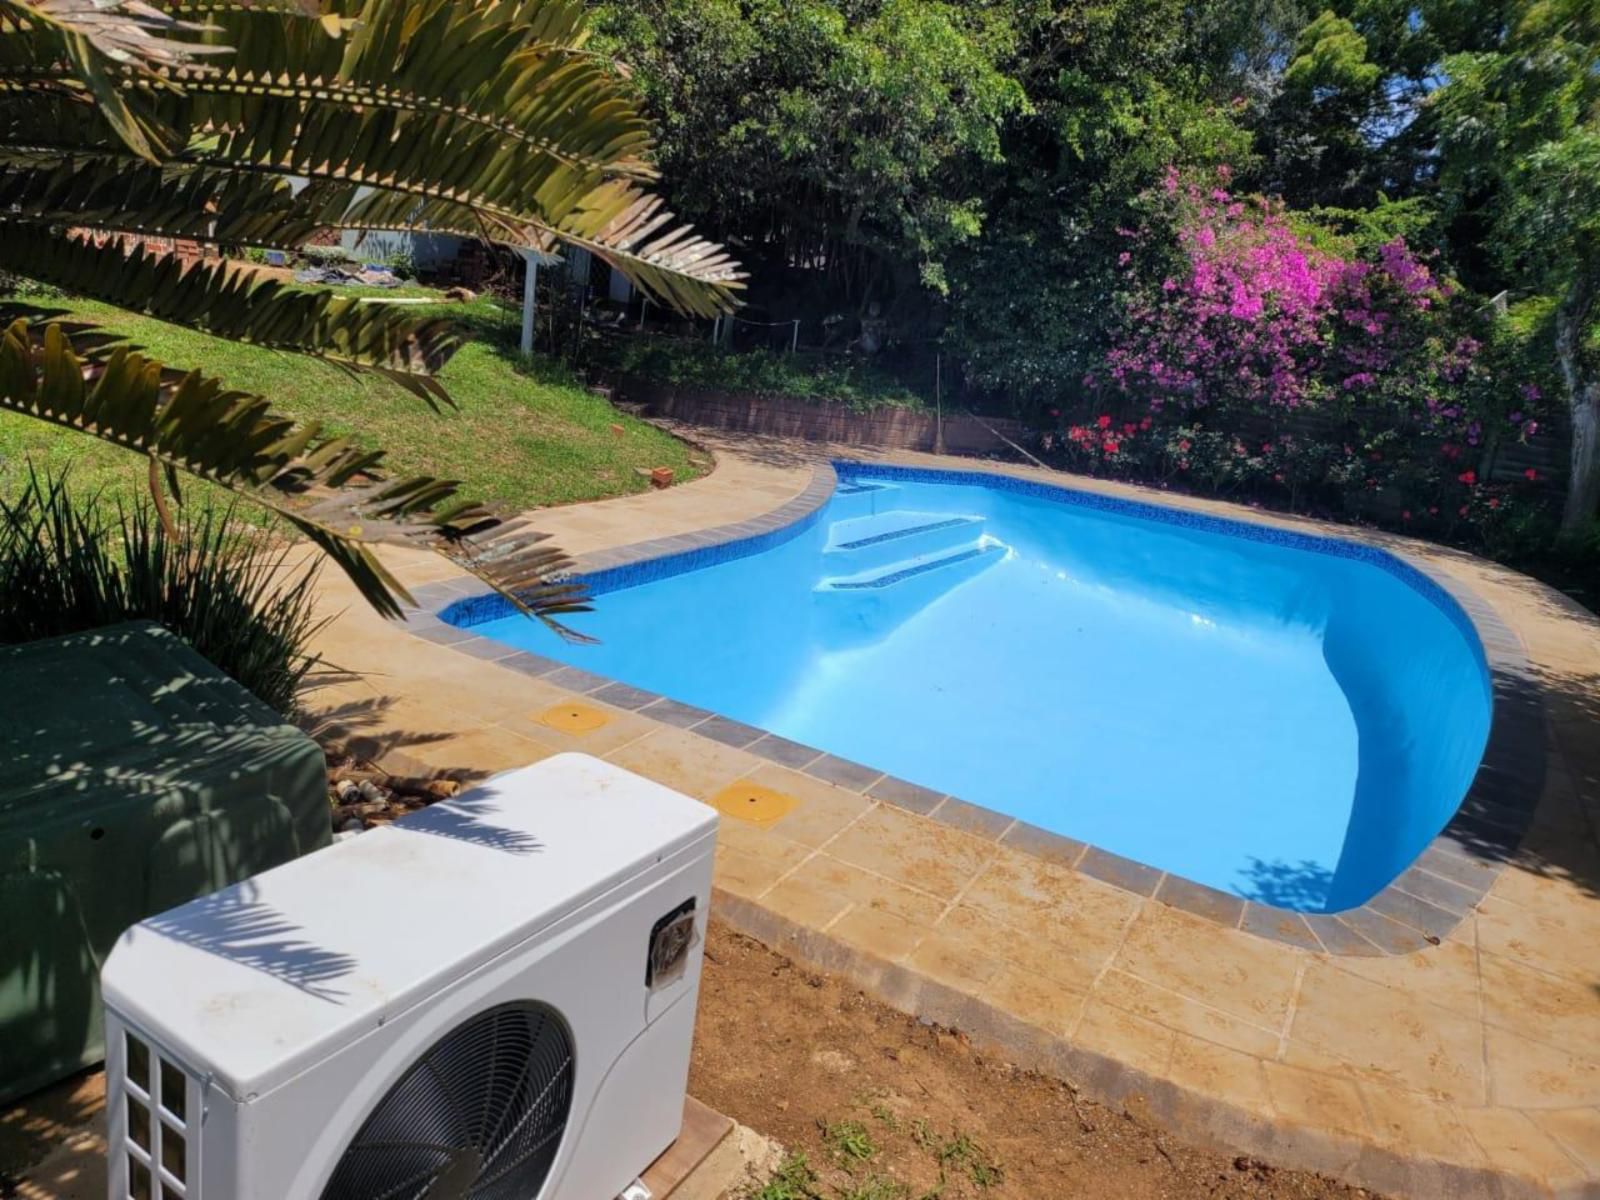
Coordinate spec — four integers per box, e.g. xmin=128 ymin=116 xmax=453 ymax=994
xmin=300 ymin=428 xmax=1600 ymax=1199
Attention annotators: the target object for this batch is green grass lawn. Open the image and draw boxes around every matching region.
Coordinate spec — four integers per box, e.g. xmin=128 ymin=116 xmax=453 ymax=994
xmin=0 ymin=291 xmax=705 ymax=516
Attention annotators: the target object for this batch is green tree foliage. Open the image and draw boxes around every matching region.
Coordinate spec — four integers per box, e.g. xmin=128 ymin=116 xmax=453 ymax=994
xmin=589 ymin=0 xmax=1028 ymax=319
xmin=943 ymin=1 xmax=1254 ymax=401
xmin=587 ymin=0 xmax=1600 ymax=539
xmin=1432 ymin=0 xmax=1600 ymax=529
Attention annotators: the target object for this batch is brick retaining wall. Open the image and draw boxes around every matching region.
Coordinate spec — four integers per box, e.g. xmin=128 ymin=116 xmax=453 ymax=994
xmin=603 ymin=375 xmax=1027 ymax=456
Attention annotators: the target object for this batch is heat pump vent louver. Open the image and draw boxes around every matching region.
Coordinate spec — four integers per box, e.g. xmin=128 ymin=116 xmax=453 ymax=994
xmin=320 ymin=1002 xmax=575 ymax=1200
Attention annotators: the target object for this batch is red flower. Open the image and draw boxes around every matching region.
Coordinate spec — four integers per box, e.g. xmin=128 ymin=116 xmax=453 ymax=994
xmin=1489 ymin=497 xmax=1501 ymax=509
xmin=1179 ymin=439 xmax=1192 ymax=453
xmin=1458 ymin=470 xmax=1477 ymax=485
xmin=1068 ymin=425 xmax=1086 ymax=442
xmin=1103 ymin=438 xmax=1121 ymax=454
xmin=1123 ymin=422 xmax=1138 ymax=435
xmin=1139 ymin=417 xmax=1152 ymax=431
xmin=1525 ymin=468 xmax=1539 ymax=482
xmin=1097 ymin=415 xmax=1113 ymax=430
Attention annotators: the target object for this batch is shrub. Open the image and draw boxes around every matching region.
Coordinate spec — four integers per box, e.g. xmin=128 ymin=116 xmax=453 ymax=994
xmin=1046 ymin=167 xmax=1564 ymax=558
xmin=599 ymin=338 xmax=930 ymax=413
xmin=0 ymin=469 xmax=324 ymax=716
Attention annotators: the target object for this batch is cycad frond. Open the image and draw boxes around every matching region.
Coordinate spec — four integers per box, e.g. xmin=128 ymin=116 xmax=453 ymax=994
xmin=0 ymin=312 xmax=592 ymax=631
xmin=0 ymin=228 xmax=463 ymax=405
xmin=0 ymin=0 xmax=223 ymax=158
xmin=0 ymin=156 xmax=333 ymax=248
xmin=0 ymin=0 xmax=746 ymax=311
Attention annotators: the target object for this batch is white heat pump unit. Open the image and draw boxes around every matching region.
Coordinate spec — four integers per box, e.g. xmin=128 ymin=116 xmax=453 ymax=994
xmin=100 ymin=753 xmax=719 ymax=1200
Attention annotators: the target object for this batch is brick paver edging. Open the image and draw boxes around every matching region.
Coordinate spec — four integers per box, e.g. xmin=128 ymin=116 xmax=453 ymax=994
xmin=402 ymin=458 xmax=1546 ymax=959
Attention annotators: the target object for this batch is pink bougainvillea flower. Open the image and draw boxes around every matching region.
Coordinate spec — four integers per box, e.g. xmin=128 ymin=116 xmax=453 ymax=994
xmin=1459 ymin=471 xmax=1478 ymax=485
xmin=1525 ymin=421 xmax=1539 ymax=437
xmin=1509 ymin=411 xmax=1524 ymax=424
xmin=1103 ymin=438 xmax=1120 ymax=454
xmin=1525 ymin=468 xmax=1539 ymax=481
xmin=1179 ymin=439 xmax=1192 ymax=453
xmin=1521 ymin=384 xmax=1542 ymax=403
xmin=1097 ymin=414 xmax=1113 ymax=430
xmin=1489 ymin=498 xmax=1501 ymax=509
xmin=1429 ymin=506 xmax=1440 ymax=516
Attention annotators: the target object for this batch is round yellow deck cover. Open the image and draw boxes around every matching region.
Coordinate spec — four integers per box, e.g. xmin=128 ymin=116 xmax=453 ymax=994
xmin=536 ymin=703 xmax=612 ymax=734
xmin=709 ymin=782 xmax=798 ymax=828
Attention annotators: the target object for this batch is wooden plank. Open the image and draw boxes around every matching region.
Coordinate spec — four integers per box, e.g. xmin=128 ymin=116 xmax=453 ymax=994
xmin=639 ymin=1096 xmax=736 ymax=1198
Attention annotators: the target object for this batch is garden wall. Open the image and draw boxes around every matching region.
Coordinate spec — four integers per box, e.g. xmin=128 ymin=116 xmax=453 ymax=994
xmin=604 ymin=375 xmax=1027 ymax=456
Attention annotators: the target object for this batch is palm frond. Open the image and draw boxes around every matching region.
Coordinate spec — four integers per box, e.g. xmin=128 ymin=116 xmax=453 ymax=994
xmin=0 ymin=311 xmax=592 ymax=632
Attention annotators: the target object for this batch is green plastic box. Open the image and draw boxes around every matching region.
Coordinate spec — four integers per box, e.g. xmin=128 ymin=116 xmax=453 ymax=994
xmin=0 ymin=622 xmax=330 ymax=1102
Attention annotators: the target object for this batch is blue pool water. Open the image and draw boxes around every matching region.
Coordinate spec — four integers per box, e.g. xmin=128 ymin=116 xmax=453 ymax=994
xmin=451 ymin=465 xmax=1492 ymax=913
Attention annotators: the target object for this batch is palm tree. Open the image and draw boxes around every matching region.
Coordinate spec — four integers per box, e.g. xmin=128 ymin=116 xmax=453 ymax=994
xmin=0 ymin=0 xmax=742 ymax=629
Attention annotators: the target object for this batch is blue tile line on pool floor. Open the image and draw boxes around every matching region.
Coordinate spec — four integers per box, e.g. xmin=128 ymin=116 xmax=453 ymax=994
xmin=830 ymin=545 xmax=1001 ymax=589
xmin=835 ymin=516 xmax=977 ymax=551
xmin=832 ymin=460 xmax=1488 ymax=670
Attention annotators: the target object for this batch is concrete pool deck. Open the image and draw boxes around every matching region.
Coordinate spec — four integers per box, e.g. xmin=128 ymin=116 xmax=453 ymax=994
xmin=302 ymin=429 xmax=1600 ymax=1199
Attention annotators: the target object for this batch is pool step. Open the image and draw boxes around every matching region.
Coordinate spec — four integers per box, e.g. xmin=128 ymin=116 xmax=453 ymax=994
xmin=816 ymin=539 xmax=1005 ymax=595
xmin=829 ymin=480 xmax=903 ymax=519
xmin=824 ymin=510 xmax=985 ymax=572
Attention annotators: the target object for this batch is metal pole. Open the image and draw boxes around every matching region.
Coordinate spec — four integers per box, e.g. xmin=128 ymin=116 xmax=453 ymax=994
xmin=792 ymin=319 xmax=800 ymax=354
xmin=639 ymin=297 xmax=649 ymax=331
xmin=519 ymin=250 xmax=539 ymax=356
xmin=934 ymin=354 xmax=946 ymax=456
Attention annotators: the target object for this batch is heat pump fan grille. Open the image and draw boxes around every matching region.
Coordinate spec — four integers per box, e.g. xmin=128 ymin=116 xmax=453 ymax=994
xmin=320 ymin=1002 xmax=574 ymax=1200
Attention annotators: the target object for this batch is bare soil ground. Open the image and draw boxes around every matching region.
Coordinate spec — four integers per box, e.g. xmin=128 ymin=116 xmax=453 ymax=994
xmin=691 ymin=924 xmax=1380 ymax=1200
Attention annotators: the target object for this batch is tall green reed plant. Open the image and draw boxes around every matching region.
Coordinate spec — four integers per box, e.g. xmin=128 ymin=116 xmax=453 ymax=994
xmin=0 ymin=467 xmax=325 ymax=715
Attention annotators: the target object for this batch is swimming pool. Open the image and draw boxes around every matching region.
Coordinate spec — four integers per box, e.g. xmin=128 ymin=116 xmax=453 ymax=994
xmin=446 ymin=463 xmax=1493 ymax=913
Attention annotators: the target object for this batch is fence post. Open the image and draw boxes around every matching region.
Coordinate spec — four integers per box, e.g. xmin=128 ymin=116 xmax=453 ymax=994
xmin=639 ymin=297 xmax=650 ymax=331
xmin=519 ymin=250 xmax=539 ymax=356
xmin=792 ymin=319 xmax=801 ymax=354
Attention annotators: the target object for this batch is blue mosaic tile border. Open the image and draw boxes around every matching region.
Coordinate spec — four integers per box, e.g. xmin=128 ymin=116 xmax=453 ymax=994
xmin=834 ymin=460 xmax=1488 ymax=672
